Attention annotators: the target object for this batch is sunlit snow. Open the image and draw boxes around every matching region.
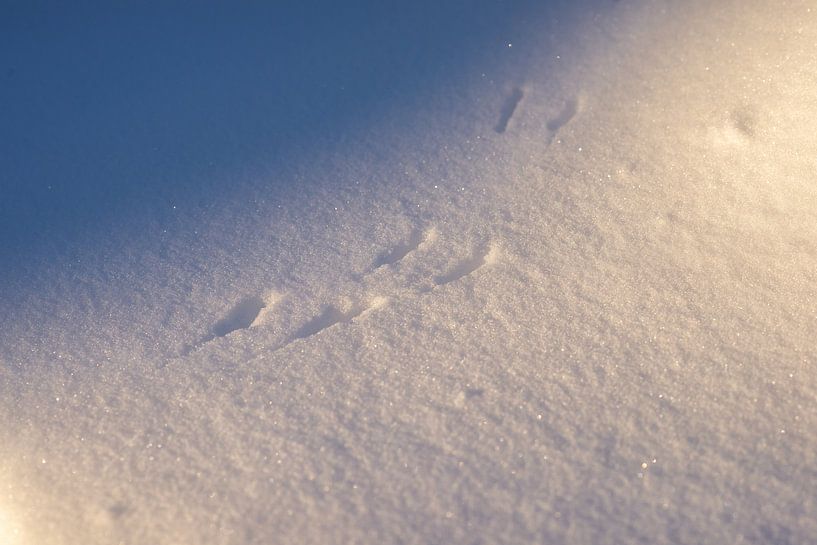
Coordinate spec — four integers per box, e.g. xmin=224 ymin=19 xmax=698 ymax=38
xmin=1 ymin=1 xmax=816 ymax=544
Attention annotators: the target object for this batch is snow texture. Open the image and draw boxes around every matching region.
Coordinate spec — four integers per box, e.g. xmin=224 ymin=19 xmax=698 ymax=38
xmin=1 ymin=1 xmax=816 ymax=544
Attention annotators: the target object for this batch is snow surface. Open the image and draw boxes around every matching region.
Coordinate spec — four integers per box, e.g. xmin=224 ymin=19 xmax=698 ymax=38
xmin=2 ymin=1 xmax=817 ymax=544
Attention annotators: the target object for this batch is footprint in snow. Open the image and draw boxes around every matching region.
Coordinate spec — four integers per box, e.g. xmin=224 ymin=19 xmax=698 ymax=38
xmin=546 ymin=96 xmax=579 ymax=132
xmin=372 ymin=227 xmax=437 ymax=270
xmin=495 ymin=87 xmax=524 ymax=133
xmin=292 ymin=297 xmax=388 ymax=340
xmin=435 ymin=243 xmax=499 ymax=285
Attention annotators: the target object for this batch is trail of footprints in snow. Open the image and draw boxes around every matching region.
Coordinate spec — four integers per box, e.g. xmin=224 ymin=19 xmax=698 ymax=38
xmin=188 ymin=90 xmax=579 ymax=353
xmin=494 ymin=87 xmax=581 ymax=137
xmin=191 ymin=229 xmax=498 ymax=354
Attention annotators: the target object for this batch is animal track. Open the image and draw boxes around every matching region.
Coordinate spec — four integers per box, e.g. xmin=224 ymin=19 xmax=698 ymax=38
xmin=211 ymin=296 xmax=267 ymax=337
xmin=181 ymin=294 xmax=272 ymax=355
xmin=709 ymin=105 xmax=759 ymax=147
xmin=186 ymin=231 xmax=499 ymax=357
xmin=495 ymin=87 xmax=524 ymax=133
xmin=293 ymin=297 xmax=387 ymax=340
xmin=373 ymin=228 xmax=436 ymax=269
xmin=435 ymin=244 xmax=499 ymax=285
xmin=729 ymin=106 xmax=757 ymax=138
xmin=546 ymin=97 xmax=579 ymax=132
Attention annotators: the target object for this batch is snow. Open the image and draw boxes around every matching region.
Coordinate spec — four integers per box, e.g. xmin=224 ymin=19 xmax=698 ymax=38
xmin=1 ymin=1 xmax=816 ymax=544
